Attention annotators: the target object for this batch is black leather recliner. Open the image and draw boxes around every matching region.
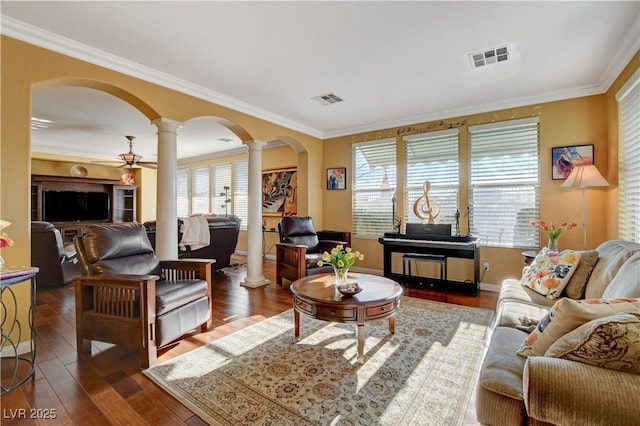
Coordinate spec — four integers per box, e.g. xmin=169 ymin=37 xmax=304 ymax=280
xmin=275 ymin=216 xmax=349 ymax=284
xmin=73 ymin=222 xmax=214 ymax=367
xmin=143 ymin=215 xmax=241 ymax=270
xmin=30 ymin=221 xmax=80 ymax=286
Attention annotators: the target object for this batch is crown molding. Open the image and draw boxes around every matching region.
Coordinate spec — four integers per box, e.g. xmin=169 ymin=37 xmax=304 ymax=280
xmin=3 ymin=14 xmax=637 ymax=142
xmin=322 ymin=83 xmax=604 ymax=139
xmin=598 ymin=14 xmax=640 ymax=92
xmin=0 ymin=15 xmax=323 ymax=139
xmin=178 ymin=139 xmax=287 ymax=164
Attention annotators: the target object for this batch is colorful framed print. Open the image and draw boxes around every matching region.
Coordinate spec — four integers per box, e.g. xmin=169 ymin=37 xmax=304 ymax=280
xmin=262 ymin=167 xmax=297 ymax=216
xmin=551 ymin=144 xmax=594 ymax=180
xmin=327 ymin=167 xmax=347 ymax=190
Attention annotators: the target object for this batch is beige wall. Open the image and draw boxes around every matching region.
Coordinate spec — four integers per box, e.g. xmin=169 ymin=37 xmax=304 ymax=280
xmin=1 ymin=33 xmax=637 ymax=343
xmin=322 ymin=50 xmax=639 ymax=285
xmin=0 ymin=35 xmax=321 ymax=343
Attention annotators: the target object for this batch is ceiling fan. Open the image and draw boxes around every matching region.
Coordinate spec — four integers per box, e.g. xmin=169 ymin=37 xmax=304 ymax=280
xmin=93 ymin=136 xmax=157 ymax=169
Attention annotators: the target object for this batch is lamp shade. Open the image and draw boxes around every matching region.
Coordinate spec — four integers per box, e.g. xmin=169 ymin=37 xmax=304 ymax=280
xmin=561 ymin=165 xmax=609 ymax=188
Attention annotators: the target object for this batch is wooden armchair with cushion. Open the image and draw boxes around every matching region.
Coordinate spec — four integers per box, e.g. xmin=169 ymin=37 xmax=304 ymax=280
xmin=73 ymin=222 xmax=214 ymax=368
xmin=275 ymin=216 xmax=350 ymax=284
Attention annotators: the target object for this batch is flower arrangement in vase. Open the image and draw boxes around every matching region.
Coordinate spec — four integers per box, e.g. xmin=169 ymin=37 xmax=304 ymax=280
xmin=530 ymin=219 xmax=577 ymax=252
xmin=317 ymin=245 xmax=364 ymax=294
xmin=0 ymin=220 xmax=15 ymax=267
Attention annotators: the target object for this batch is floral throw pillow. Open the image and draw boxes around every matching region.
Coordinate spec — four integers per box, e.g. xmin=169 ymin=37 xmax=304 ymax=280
xmin=517 ymin=297 xmax=640 ymax=358
xmin=545 ymin=312 xmax=640 ymax=374
xmin=520 ymin=247 xmax=582 ymax=299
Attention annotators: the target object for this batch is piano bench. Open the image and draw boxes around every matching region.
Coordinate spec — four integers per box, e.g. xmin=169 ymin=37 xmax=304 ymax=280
xmin=402 ymin=253 xmax=447 ymax=281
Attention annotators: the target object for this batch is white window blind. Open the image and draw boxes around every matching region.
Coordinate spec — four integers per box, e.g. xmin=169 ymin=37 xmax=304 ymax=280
xmin=212 ymin=163 xmax=232 ymax=216
xmin=469 ymin=118 xmax=540 ymax=248
xmin=404 ymin=129 xmax=459 ymax=225
xmin=234 ymin=160 xmax=248 ymax=230
xmin=352 ymin=138 xmax=397 ymax=238
xmin=617 ymin=68 xmax=640 ymax=243
xmin=176 ymin=168 xmax=190 ymax=217
xmin=191 ymin=166 xmax=210 ymax=214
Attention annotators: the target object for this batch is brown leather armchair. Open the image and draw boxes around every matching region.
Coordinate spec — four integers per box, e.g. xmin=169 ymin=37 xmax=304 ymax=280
xmin=31 ymin=221 xmax=80 ymax=286
xmin=73 ymin=222 xmax=214 ymax=367
xmin=275 ymin=216 xmax=349 ymax=284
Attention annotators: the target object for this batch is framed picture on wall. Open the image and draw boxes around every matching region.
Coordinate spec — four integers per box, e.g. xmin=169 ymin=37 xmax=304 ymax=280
xmin=262 ymin=167 xmax=297 ymax=216
xmin=551 ymin=144 xmax=594 ymax=180
xmin=327 ymin=167 xmax=347 ymax=190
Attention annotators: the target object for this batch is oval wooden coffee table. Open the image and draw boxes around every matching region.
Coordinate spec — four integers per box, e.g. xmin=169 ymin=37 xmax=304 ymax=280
xmin=290 ymin=273 xmax=403 ymax=363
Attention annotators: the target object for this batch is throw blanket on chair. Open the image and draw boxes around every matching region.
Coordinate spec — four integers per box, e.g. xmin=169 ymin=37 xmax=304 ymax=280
xmin=179 ymin=216 xmax=210 ymax=252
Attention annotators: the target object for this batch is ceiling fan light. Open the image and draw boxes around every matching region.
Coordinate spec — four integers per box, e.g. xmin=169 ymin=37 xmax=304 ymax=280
xmin=119 ymin=152 xmax=142 ymax=163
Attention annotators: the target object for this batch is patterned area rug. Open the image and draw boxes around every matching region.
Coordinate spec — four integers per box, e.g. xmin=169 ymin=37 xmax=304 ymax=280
xmin=144 ymin=297 xmax=493 ymax=425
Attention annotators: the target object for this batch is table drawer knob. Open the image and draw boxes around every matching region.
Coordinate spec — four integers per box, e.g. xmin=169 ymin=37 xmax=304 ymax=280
xmin=331 ymin=310 xmax=336 ymax=316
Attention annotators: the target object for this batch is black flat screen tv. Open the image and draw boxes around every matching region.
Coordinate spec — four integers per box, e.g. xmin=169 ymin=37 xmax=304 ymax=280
xmin=43 ymin=191 xmax=110 ymax=222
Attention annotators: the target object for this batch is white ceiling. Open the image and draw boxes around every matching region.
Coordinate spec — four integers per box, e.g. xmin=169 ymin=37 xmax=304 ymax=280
xmin=1 ymin=1 xmax=639 ymax=163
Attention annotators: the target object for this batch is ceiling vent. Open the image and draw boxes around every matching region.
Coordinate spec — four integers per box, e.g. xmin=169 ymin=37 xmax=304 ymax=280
xmin=312 ymin=93 xmax=344 ymax=106
xmin=469 ymin=45 xmax=510 ymax=69
xmin=217 ymin=137 xmax=234 ymax=143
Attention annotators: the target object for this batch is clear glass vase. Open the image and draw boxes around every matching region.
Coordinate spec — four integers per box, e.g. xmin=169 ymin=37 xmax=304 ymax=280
xmin=333 ymin=267 xmax=349 ymax=291
xmin=548 ymin=238 xmax=559 ymax=252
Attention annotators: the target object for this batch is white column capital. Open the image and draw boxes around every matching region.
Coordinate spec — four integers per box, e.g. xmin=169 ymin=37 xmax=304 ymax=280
xmin=151 ymin=118 xmax=183 ymax=133
xmin=244 ymin=140 xmax=268 ymax=151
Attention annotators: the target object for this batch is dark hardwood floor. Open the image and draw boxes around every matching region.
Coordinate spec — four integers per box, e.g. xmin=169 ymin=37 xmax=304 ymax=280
xmin=1 ymin=256 xmax=498 ymax=425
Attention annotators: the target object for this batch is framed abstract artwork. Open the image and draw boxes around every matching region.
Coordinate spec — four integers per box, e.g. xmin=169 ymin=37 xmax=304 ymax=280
xmin=551 ymin=144 xmax=594 ymax=180
xmin=327 ymin=167 xmax=346 ymax=190
xmin=262 ymin=167 xmax=297 ymax=216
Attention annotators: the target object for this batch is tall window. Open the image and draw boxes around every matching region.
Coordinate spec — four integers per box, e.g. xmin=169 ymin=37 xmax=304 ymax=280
xmin=352 ymin=138 xmax=397 ymax=238
xmin=404 ymin=129 xmax=459 ymax=225
xmin=176 ymin=168 xmax=190 ymax=217
xmin=469 ymin=118 xmax=540 ymax=248
xmin=212 ymin=163 xmax=232 ymax=216
xmin=191 ymin=166 xmax=210 ymax=214
xmin=617 ymin=68 xmax=640 ymax=243
xmin=233 ymin=160 xmax=248 ymax=230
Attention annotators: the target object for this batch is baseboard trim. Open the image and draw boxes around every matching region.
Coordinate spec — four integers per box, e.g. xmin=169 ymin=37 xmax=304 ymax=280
xmin=0 ymin=340 xmax=33 ymax=357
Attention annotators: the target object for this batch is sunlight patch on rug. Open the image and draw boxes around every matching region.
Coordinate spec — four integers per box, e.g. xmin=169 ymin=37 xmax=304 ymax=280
xmin=144 ymin=297 xmax=493 ymax=425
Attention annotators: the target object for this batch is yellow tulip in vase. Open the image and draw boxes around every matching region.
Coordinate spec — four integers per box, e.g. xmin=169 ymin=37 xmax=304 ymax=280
xmin=317 ymin=245 xmax=364 ymax=295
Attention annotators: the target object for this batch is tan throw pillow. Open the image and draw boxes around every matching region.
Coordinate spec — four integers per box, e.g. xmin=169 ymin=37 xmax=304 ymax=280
xmin=562 ymin=250 xmax=599 ymax=299
xmin=517 ymin=297 xmax=640 ymax=357
xmin=545 ymin=312 xmax=640 ymax=374
xmin=520 ymin=248 xmax=582 ymax=299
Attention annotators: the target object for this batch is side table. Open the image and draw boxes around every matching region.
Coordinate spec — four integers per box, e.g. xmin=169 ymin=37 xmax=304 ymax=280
xmin=1 ymin=265 xmax=39 ymax=395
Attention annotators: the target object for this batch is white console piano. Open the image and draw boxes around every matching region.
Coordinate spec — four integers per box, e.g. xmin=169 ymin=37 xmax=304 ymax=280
xmin=378 ymin=232 xmax=481 ymax=296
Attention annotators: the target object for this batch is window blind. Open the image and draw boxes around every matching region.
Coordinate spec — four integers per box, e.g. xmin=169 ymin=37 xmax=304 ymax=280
xmin=469 ymin=118 xmax=540 ymax=248
xmin=191 ymin=166 xmax=210 ymax=214
xmin=617 ymin=68 xmax=640 ymax=243
xmin=404 ymin=129 xmax=459 ymax=225
xmin=176 ymin=168 xmax=190 ymax=217
xmin=352 ymin=138 xmax=397 ymax=238
xmin=212 ymin=163 xmax=232 ymax=216
xmin=233 ymin=160 xmax=248 ymax=230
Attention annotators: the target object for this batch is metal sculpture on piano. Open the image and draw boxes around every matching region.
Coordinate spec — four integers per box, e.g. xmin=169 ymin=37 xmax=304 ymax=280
xmin=413 ymin=181 xmax=440 ymax=224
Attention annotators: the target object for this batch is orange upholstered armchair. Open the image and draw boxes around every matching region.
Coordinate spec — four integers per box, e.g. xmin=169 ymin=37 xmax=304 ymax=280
xmin=275 ymin=216 xmax=350 ymax=284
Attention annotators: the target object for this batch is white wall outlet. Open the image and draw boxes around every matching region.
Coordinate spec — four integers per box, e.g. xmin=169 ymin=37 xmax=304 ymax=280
xmin=483 ymin=261 xmax=490 ymax=271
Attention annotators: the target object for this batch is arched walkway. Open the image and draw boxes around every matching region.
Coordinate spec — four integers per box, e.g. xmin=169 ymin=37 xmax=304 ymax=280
xmin=29 ymin=81 xmax=312 ymax=289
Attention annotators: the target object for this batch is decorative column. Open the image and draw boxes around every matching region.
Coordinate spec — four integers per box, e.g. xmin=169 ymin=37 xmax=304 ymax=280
xmin=242 ymin=140 xmax=269 ymax=288
xmin=152 ymin=118 xmax=182 ymax=260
